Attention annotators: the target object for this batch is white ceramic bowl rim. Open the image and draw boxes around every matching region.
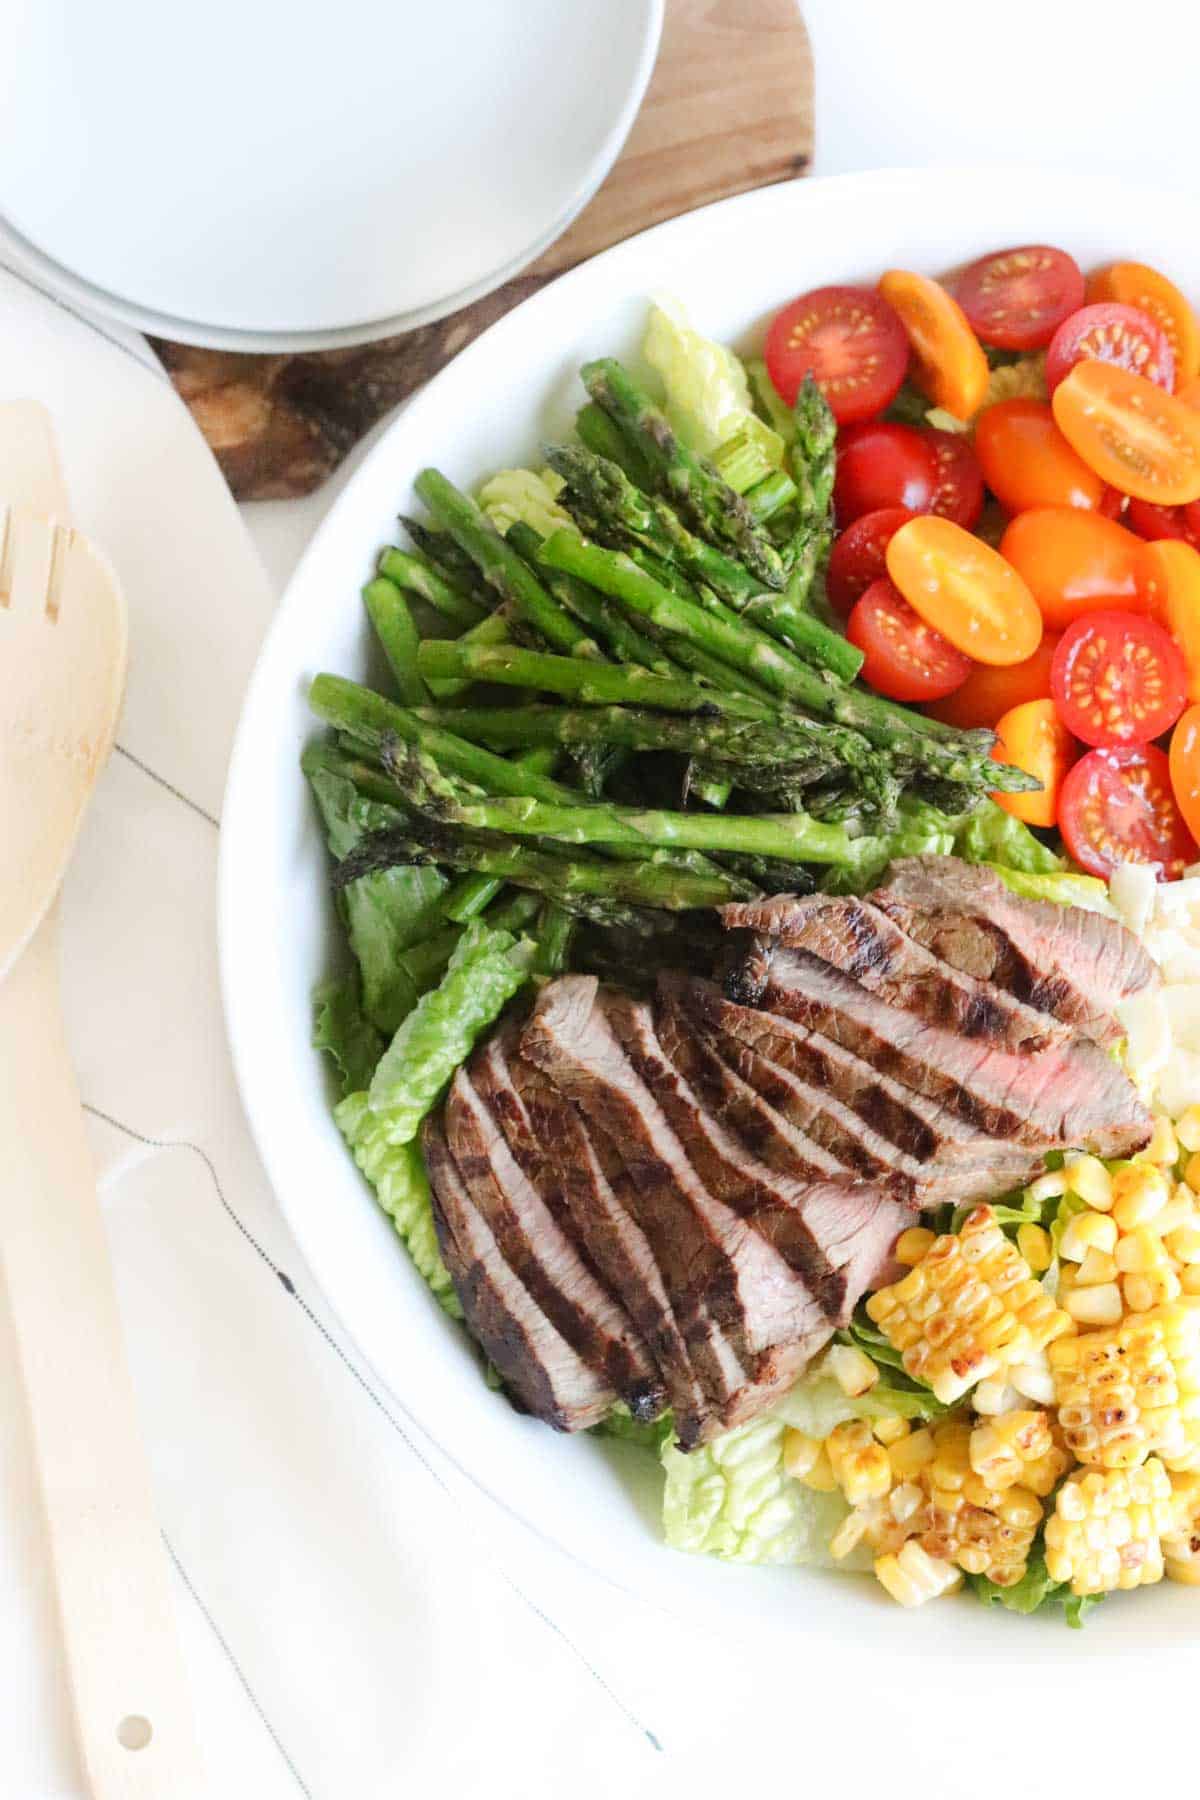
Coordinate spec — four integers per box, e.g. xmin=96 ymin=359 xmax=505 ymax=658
xmin=220 ymin=167 xmax=1200 ymax=1657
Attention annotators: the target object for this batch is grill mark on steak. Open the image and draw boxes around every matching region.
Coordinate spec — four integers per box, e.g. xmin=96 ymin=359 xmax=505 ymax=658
xmin=445 ymin=1063 xmax=663 ymax=1418
xmin=422 ymin=1118 xmax=615 ymax=1431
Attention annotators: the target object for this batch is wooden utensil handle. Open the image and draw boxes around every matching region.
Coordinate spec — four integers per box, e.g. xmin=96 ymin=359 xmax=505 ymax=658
xmin=0 ymin=912 xmax=206 ymax=1799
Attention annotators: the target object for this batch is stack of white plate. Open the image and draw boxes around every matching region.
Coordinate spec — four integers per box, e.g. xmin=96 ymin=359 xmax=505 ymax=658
xmin=0 ymin=0 xmax=661 ymax=351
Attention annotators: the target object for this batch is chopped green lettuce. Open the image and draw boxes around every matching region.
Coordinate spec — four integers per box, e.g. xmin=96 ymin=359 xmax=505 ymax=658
xmin=644 ymin=295 xmax=781 ymax=461
xmin=661 ymin=1410 xmax=850 ymax=1565
xmin=367 ymin=922 xmax=535 ymax=1140
xmin=969 ymin=1546 xmax=1103 ymax=1628
xmin=952 ymin=800 xmax=1064 ymax=874
xmin=987 ymin=865 xmax=1113 ymax=915
xmin=594 ymin=1407 xmax=674 ymax=1452
xmin=313 ymin=973 xmax=384 ymax=1097
xmin=334 ymin=1093 xmax=461 ymax=1317
xmin=477 ymin=468 xmax=576 ymax=539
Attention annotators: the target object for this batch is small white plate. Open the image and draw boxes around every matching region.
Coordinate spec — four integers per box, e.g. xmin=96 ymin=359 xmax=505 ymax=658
xmin=221 ymin=168 xmax=1200 ymax=1654
xmin=0 ymin=0 xmax=662 ymax=349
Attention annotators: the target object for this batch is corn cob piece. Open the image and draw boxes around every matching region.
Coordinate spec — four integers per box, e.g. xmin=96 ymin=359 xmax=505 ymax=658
xmin=919 ymin=1420 xmax=1043 ymax=1587
xmin=1044 ymin=1460 xmax=1175 ymax=1596
xmin=1163 ymin=1472 xmax=1200 ymax=1584
xmin=1048 ymin=1302 xmax=1200 ymax=1472
xmin=968 ymin=1410 xmax=1072 ymax=1497
xmin=865 ymin=1206 xmax=1074 ymax=1404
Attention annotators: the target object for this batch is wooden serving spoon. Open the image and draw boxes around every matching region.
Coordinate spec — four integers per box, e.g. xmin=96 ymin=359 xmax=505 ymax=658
xmin=0 ymin=400 xmax=205 ymax=1796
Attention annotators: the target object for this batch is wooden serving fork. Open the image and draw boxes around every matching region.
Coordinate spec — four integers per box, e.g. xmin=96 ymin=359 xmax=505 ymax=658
xmin=0 ymin=401 xmax=205 ymax=1796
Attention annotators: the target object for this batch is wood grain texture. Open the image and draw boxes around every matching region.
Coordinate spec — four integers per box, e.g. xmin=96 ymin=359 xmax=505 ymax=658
xmin=153 ymin=0 xmax=813 ymax=500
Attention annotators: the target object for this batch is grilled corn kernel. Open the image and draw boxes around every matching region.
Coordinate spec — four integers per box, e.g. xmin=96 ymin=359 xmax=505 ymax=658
xmin=783 ymin=1429 xmax=821 ymax=1481
xmin=1167 ymin=1225 xmax=1200 ymax=1265
xmin=1112 ymin=1166 xmax=1170 ymax=1231
xmin=1044 ymin=1460 xmax=1174 ymax=1595
xmin=1069 ymin=1156 xmax=1114 ymax=1211
xmin=1182 ymin=1266 xmax=1200 ymax=1297
xmin=1125 ymin=1269 xmax=1183 ymax=1313
xmin=1177 ymin=1107 xmax=1200 ymax=1155
xmin=919 ymin=1420 xmax=1044 ymax=1584
xmin=1077 ymin=1248 xmax=1120 ymax=1287
xmin=1060 ymin=1212 xmax=1119 ymax=1262
xmin=1139 ymin=1116 xmax=1180 ymax=1166
xmin=1050 ymin=1302 xmax=1200 ymax=1470
xmin=888 ymin=1427 xmax=936 ymax=1483
xmin=825 ymin=1344 xmax=880 ymax=1398
xmin=874 ymin=1542 xmax=962 ymax=1608
xmin=895 ymin=1226 xmax=936 ymax=1266
xmin=1009 ymin=1352 xmax=1057 ymax=1407
xmin=1064 ymin=1283 xmax=1124 ymax=1327
xmin=1116 ymin=1226 xmax=1172 ymax=1275
xmin=889 ymin=1481 xmax=924 ymax=1524
xmin=1154 ymin=1189 xmax=1197 ymax=1236
xmin=1017 ymin=1223 xmax=1053 ymax=1274
xmin=829 ymin=1508 xmax=871 ymax=1561
xmin=1163 ymin=1472 xmax=1200 ymax=1583
xmin=1186 ymin=1153 xmax=1200 ymax=1195
xmin=1029 ymin=1170 xmax=1068 ymax=1205
xmin=969 ymin=1411 xmax=1059 ymax=1491
xmin=973 ymin=1378 xmax=1020 ymax=1416
xmin=873 ymin=1415 xmax=910 ymax=1446
xmin=865 ymin=1206 xmax=1074 ymax=1404
xmin=826 ymin=1421 xmax=893 ymax=1506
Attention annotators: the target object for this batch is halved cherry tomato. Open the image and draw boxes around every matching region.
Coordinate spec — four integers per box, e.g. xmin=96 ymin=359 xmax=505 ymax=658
xmin=1126 ymin=497 xmax=1200 ymax=548
xmin=1088 ymin=261 xmax=1200 ymax=389
xmin=845 ymin=578 xmax=971 ymax=703
xmin=1137 ymin=539 xmax=1200 ymax=701
xmin=998 ymin=507 xmax=1146 ymax=631
xmin=1169 ymin=705 xmax=1200 ymax=847
xmin=991 ymin=698 xmax=1078 ymax=828
xmin=1051 ymin=609 xmax=1186 ymax=747
xmin=956 ymin=245 xmax=1085 ymax=351
xmin=1098 ymin=487 xmax=1127 ymax=519
xmin=925 ymin=632 xmax=1060 ymax=730
xmin=764 ymin=285 xmax=909 ymax=422
xmin=877 ymin=269 xmax=989 ymax=420
xmin=826 ymin=507 xmax=915 ymax=618
xmin=1052 ymin=362 xmax=1200 ymax=504
xmin=921 ymin=427 xmax=984 ymax=527
xmin=1179 ymin=376 xmax=1200 ymax=410
xmin=886 ymin=515 xmax=1043 ymax=667
xmin=974 ymin=399 xmax=1106 ymax=514
xmin=833 ymin=422 xmax=938 ymax=524
xmin=1058 ymin=743 xmax=1195 ymax=880
xmin=1045 ymin=302 xmax=1174 ymax=395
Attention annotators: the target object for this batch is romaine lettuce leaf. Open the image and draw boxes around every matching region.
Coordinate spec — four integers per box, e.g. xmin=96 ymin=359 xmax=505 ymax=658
xmin=313 ymin=973 xmax=384 ymax=1097
xmin=987 ymin=865 xmax=1113 ymax=914
xmin=968 ymin=1547 xmax=1103 ymax=1628
xmin=952 ymin=800 xmax=1064 ymax=874
xmin=661 ymin=1411 xmax=850 ymax=1565
xmin=334 ymin=1092 xmax=462 ymax=1318
xmin=477 ymin=468 xmax=576 ymax=539
xmin=644 ymin=295 xmax=777 ymax=460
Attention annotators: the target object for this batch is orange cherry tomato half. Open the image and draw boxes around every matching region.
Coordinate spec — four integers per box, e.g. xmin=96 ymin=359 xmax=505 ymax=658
xmin=991 ymin=698 xmax=1078 ymax=828
xmin=1050 ymin=609 xmax=1187 ymax=747
xmin=1088 ymin=261 xmax=1200 ymax=389
xmin=925 ymin=631 xmax=1060 ymax=730
xmin=877 ymin=269 xmax=989 ymax=421
xmin=1169 ymin=704 xmax=1200 ymax=847
xmin=1058 ymin=743 xmax=1195 ymax=881
xmin=1178 ymin=375 xmax=1200 ymax=411
xmin=885 ymin=514 xmax=1043 ymax=667
xmin=845 ymin=578 xmax=971 ymax=703
xmin=998 ymin=507 xmax=1147 ymax=631
xmin=974 ymin=399 xmax=1107 ymax=514
xmin=1137 ymin=538 xmax=1200 ymax=701
xmin=1051 ymin=362 xmax=1200 ymax=505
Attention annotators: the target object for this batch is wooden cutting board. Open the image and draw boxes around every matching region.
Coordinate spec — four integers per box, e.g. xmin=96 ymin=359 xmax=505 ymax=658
xmin=154 ymin=0 xmax=813 ymax=500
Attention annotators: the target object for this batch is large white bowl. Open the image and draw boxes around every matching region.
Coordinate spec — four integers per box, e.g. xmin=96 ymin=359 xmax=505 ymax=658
xmin=220 ymin=168 xmax=1200 ymax=1653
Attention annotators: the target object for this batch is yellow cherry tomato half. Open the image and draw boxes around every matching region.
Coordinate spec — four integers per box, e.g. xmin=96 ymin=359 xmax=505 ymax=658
xmin=877 ymin=269 xmax=989 ymax=421
xmin=1138 ymin=537 xmax=1200 ymax=701
xmin=992 ymin=697 xmax=1078 ymax=828
xmin=1088 ymin=261 xmax=1200 ymax=389
xmin=885 ymin=515 xmax=1043 ymax=666
xmin=1170 ymin=704 xmax=1200 ymax=847
xmin=1051 ymin=361 xmax=1200 ymax=505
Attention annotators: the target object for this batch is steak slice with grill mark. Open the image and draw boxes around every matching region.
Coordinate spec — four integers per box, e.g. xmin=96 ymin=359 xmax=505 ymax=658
xmin=873 ymin=856 xmax=1157 ymax=1048
xmin=720 ymin=892 xmax=1066 ymax=1053
xmin=677 ymin=977 xmax=1039 ymax=1188
xmin=728 ymin=939 xmax=1152 ymax=1160
xmin=520 ymin=977 xmax=832 ymax=1403
xmin=422 ymin=1118 xmax=615 ymax=1431
xmin=488 ymin=1037 xmax=711 ymax=1442
xmin=445 ymin=1061 xmax=663 ymax=1419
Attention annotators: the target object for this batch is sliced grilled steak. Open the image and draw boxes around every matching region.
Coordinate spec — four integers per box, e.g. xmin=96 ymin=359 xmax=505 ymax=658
xmin=483 ymin=1035 xmax=711 ymax=1442
xmin=520 ymin=977 xmax=833 ymax=1409
xmin=677 ymin=977 xmax=1039 ymax=1190
xmin=720 ymin=892 xmax=1066 ymax=1053
xmin=422 ymin=1118 xmax=615 ymax=1431
xmin=728 ymin=940 xmax=1152 ymax=1160
xmin=873 ymin=856 xmax=1157 ymax=1048
xmin=445 ymin=1062 xmax=663 ymax=1419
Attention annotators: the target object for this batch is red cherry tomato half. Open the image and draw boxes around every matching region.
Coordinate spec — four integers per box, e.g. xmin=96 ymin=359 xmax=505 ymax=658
xmin=834 ymin=422 xmax=939 ymax=525
xmin=1045 ymin=302 xmax=1175 ymax=396
xmin=764 ymin=285 xmax=909 ymax=423
xmin=1058 ymin=743 xmax=1196 ymax=880
xmin=846 ymin=577 xmax=972 ymax=703
xmin=921 ymin=427 xmax=984 ymax=528
xmin=956 ymin=244 xmax=1085 ymax=351
xmin=825 ymin=507 xmax=916 ymax=619
xmin=1127 ymin=498 xmax=1200 ymax=549
xmin=1050 ymin=609 xmax=1188 ymax=748
xmin=1098 ymin=487 xmax=1127 ymax=520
